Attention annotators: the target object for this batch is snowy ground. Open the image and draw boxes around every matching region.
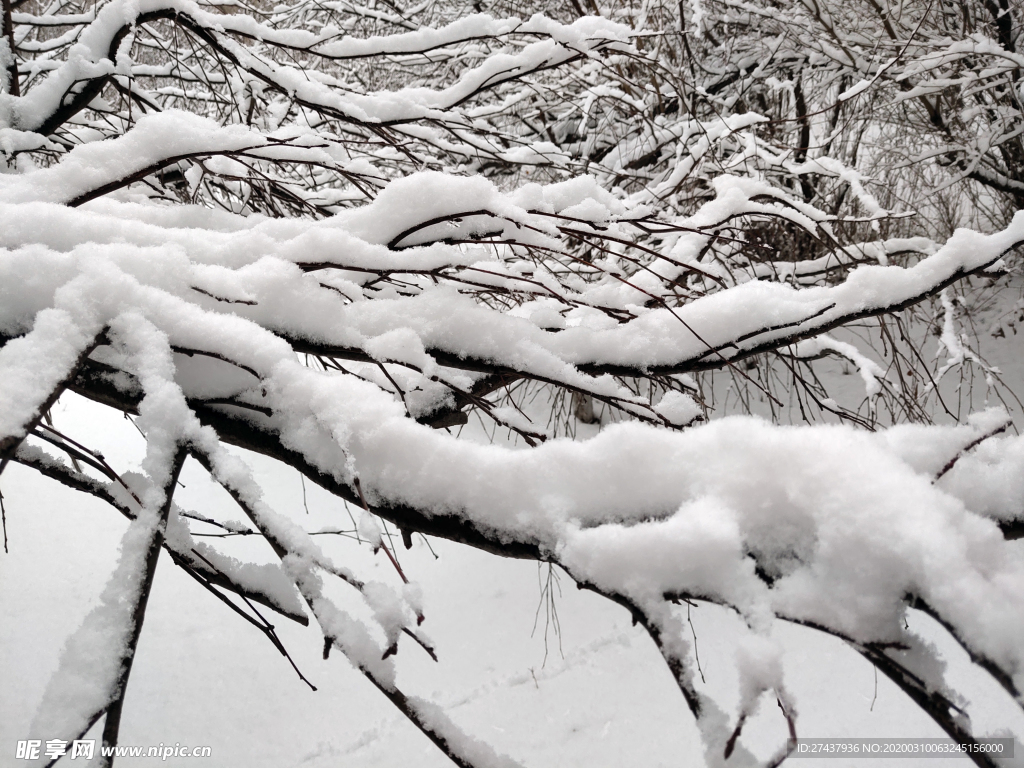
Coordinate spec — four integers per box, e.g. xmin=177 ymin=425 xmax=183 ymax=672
xmin=3 ymin=368 xmax=1024 ymax=768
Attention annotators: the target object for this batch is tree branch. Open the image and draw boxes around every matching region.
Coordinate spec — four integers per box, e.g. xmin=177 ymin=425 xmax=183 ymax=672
xmin=97 ymin=447 xmax=187 ymax=767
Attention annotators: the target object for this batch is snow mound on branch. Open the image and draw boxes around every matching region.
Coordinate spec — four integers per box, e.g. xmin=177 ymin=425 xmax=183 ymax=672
xmin=349 ymin=413 xmax=1024 ymax=697
xmin=653 ymin=390 xmax=702 ymax=425
xmin=0 ymin=111 xmax=329 ymax=205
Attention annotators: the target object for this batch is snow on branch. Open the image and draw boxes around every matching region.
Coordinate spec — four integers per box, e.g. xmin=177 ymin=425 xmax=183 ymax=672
xmin=2 ymin=0 xmax=630 ymax=136
xmin=3 ymin=0 xmax=1024 ymax=765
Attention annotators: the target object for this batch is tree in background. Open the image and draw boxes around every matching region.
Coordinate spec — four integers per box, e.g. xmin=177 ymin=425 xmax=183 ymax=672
xmin=2 ymin=0 xmax=1024 ymax=765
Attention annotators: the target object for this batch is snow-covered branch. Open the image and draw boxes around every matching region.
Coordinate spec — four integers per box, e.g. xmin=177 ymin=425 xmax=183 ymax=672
xmin=3 ymin=0 xmax=1024 ymax=764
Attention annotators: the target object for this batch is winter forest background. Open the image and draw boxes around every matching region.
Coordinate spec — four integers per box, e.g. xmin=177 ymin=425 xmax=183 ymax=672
xmin=2 ymin=0 xmax=1024 ymax=765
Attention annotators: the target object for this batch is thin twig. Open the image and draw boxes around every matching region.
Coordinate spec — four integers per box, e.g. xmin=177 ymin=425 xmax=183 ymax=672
xmin=934 ymin=421 xmax=1011 ymax=481
xmin=190 ymin=548 xmax=317 ymax=690
xmin=870 ymin=665 xmax=878 ymax=711
xmin=687 ymin=602 xmax=706 ymax=684
xmin=0 ymin=487 xmax=8 ymax=553
xmin=353 ymin=477 xmax=409 ymax=584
